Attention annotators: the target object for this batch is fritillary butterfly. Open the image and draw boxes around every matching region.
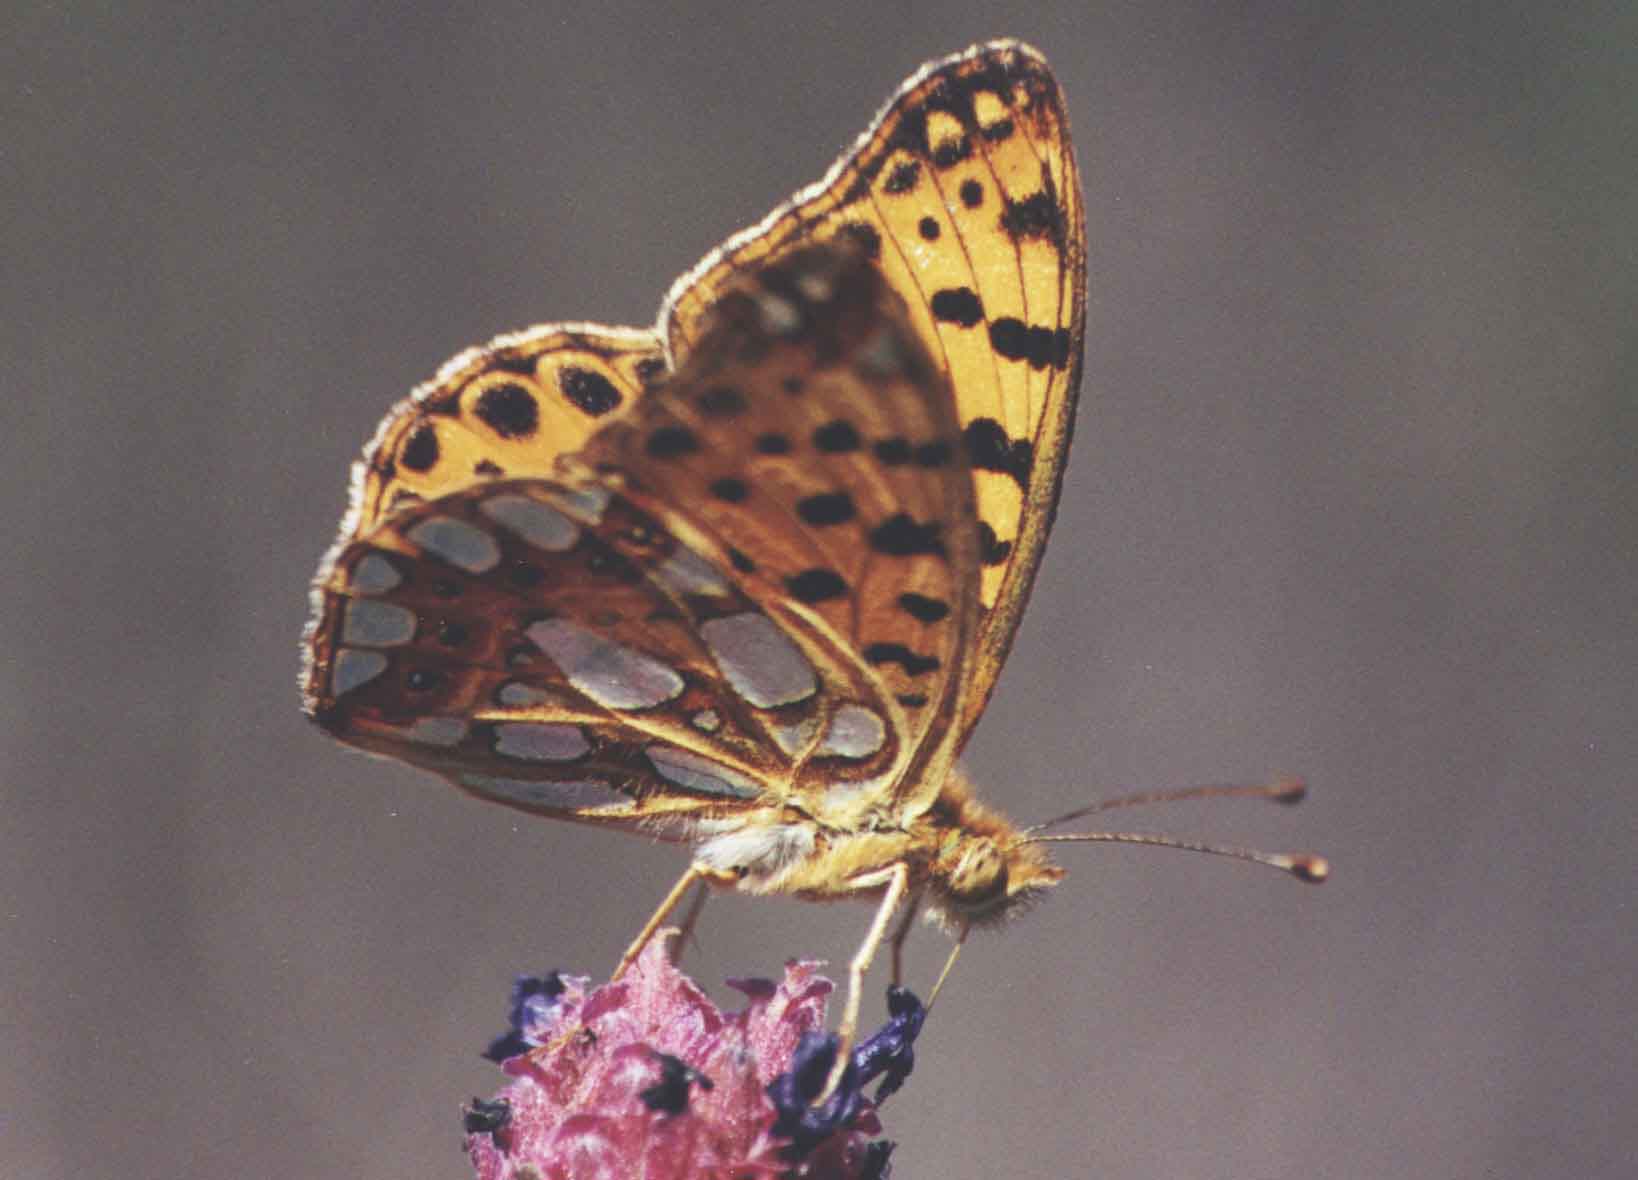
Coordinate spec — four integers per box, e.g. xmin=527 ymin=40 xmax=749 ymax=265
xmin=302 ymin=41 xmax=1324 ymax=1080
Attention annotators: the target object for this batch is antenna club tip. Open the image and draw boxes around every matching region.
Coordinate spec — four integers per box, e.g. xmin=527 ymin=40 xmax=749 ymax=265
xmin=1285 ymin=854 xmax=1330 ymax=883
xmin=1270 ymin=776 xmax=1308 ymax=804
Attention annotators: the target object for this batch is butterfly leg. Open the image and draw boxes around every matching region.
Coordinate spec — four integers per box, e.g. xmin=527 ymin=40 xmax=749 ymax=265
xmin=888 ymin=889 xmax=923 ymax=987
xmin=926 ymin=922 xmax=970 ymax=1010
xmin=614 ymin=863 xmax=735 ymax=981
xmin=821 ymin=861 xmax=910 ymax=1101
xmin=667 ymin=877 xmax=712 ymax=967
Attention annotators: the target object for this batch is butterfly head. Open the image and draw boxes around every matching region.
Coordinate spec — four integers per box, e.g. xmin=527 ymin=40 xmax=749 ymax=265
xmin=923 ymin=771 xmax=1065 ymax=928
xmin=934 ymin=833 xmax=1064 ymax=926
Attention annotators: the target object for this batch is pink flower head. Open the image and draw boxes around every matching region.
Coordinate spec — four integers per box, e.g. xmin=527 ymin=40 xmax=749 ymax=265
xmin=465 ymin=935 xmax=920 ymax=1180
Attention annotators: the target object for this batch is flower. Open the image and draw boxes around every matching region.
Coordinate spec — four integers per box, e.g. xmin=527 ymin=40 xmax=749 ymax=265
xmin=465 ymin=934 xmax=918 ymax=1180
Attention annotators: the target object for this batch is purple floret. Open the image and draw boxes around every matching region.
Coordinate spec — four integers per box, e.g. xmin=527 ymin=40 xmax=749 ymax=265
xmin=465 ymin=936 xmax=919 ymax=1180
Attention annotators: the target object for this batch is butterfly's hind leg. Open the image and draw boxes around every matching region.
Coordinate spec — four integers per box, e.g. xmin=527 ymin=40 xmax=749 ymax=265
xmin=668 ymin=877 xmax=712 ymax=967
xmin=821 ymin=861 xmax=911 ymax=1101
xmin=614 ymin=863 xmax=737 ymax=981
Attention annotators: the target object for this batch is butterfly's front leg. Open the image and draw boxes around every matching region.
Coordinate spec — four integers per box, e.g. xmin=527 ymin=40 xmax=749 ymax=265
xmin=614 ymin=863 xmax=739 ymax=981
xmin=822 ymin=861 xmax=911 ymax=1101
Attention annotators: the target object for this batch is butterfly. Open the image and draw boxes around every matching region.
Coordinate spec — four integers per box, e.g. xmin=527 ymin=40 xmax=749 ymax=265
xmin=302 ymin=40 xmax=1324 ymax=1090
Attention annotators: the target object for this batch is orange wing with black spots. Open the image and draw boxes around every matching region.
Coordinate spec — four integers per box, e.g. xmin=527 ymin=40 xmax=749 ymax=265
xmin=660 ymin=40 xmax=1086 ymax=740
xmin=341 ymin=324 xmax=666 ymax=539
xmin=305 ymin=42 xmax=1084 ymax=834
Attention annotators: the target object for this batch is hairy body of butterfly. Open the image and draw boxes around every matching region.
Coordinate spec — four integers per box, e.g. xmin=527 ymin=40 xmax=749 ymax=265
xmin=306 ymin=42 xmax=1089 ymax=1082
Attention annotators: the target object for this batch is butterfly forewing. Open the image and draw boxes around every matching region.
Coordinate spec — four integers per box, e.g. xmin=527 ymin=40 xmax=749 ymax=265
xmin=659 ymin=41 xmax=1086 ymax=739
xmin=572 ymin=246 xmax=979 ymax=819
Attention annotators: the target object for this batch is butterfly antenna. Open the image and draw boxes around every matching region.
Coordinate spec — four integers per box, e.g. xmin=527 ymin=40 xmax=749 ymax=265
xmin=1022 ymin=776 xmax=1309 ymax=836
xmin=1025 ymin=829 xmax=1329 ymax=883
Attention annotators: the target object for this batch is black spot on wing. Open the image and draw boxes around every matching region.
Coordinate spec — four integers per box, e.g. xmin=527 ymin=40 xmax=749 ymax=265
xmin=977 ymin=521 xmax=1012 ymax=567
xmin=870 ymin=514 xmax=945 ymax=557
xmin=988 ymin=318 xmax=1072 ymax=370
xmin=697 ymin=386 xmax=747 ymax=417
xmin=647 ymin=426 xmax=699 ymax=458
xmin=837 ymin=220 xmax=882 ymax=260
xmin=918 ymin=216 xmax=940 ymax=241
xmin=864 ymin=643 xmax=940 ymax=676
xmin=813 ymin=420 xmax=861 ymax=453
xmin=709 ymin=477 xmax=748 ymax=503
xmin=980 ymin=116 xmax=1015 ymax=142
xmin=401 ymin=423 xmax=439 ymax=472
xmin=558 ymin=366 xmax=624 ymax=416
xmin=796 ymin=491 xmax=856 ymax=526
xmin=634 ymin=357 xmax=667 ymax=387
xmin=897 ymin=593 xmax=950 ymax=623
xmin=475 ymin=383 xmax=539 ymax=438
xmin=755 ymin=432 xmax=791 ymax=455
xmin=960 ymin=179 xmax=984 ymax=208
xmin=874 ymin=437 xmax=911 ymax=465
xmin=914 ymin=440 xmax=953 ymax=467
xmin=1000 ymin=189 xmax=1065 ymax=246
xmin=883 ymin=160 xmax=920 ymax=194
xmin=931 ymin=134 xmax=972 ymax=169
xmin=930 ymin=287 xmax=984 ymax=328
xmin=786 ymin=568 xmax=848 ymax=603
xmin=964 ymin=418 xmax=1034 ymax=489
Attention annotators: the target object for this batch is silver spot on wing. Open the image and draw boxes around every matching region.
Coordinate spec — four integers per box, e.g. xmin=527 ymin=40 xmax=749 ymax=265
xmin=496 ymin=681 xmax=559 ymax=708
xmin=817 ymin=704 xmax=887 ymax=759
xmin=526 ymin=618 xmax=684 ymax=710
xmin=699 ymin=612 xmax=817 ymax=708
xmin=653 ymin=547 xmax=731 ymax=598
xmin=645 ymin=745 xmax=761 ymax=799
xmin=757 ymin=292 xmax=801 ymax=335
xmin=480 ymin=494 xmax=580 ymax=551
xmin=407 ymin=516 xmax=501 ymax=573
xmin=459 ymin=773 xmax=628 ymax=810
xmin=493 ymin=722 xmax=590 ymax=762
xmin=341 ymin=599 xmax=417 ymax=646
xmin=332 ymin=648 xmax=388 ymax=695
xmin=554 ymin=485 xmax=612 ymax=525
xmin=393 ymin=717 xmax=469 ymax=747
xmin=348 ymin=552 xmax=402 ymax=594
xmin=772 ymin=716 xmax=820 ymax=758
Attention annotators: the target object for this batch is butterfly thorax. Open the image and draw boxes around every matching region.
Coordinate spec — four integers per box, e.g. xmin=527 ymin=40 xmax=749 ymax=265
xmin=699 ymin=769 xmax=1063 ymax=929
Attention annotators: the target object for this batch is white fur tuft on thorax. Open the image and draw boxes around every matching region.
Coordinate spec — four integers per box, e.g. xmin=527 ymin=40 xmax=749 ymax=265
xmin=693 ymin=821 xmax=816 ymax=885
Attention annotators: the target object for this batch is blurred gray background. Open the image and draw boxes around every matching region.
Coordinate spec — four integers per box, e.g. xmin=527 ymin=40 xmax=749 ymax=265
xmin=5 ymin=3 xmax=1633 ymax=1178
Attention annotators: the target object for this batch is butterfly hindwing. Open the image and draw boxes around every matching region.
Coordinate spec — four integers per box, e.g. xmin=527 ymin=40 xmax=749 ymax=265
xmin=341 ymin=325 xmax=666 ymax=539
